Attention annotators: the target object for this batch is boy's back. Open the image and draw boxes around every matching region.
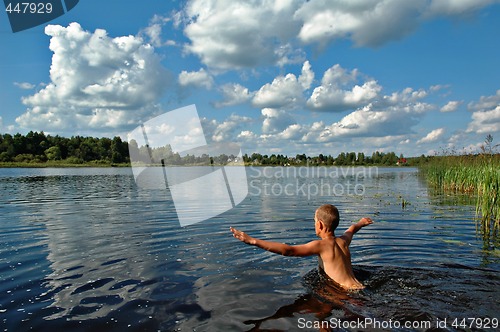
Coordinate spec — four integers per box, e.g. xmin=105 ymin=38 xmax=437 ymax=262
xmin=318 ymin=236 xmax=364 ymax=290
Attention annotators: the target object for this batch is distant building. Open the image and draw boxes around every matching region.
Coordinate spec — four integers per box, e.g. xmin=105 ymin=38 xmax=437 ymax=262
xmin=397 ymin=158 xmax=407 ymax=166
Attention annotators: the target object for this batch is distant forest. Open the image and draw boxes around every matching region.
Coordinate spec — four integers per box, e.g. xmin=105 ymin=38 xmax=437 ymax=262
xmin=0 ymin=131 xmax=129 ymax=164
xmin=0 ymin=131 xmax=428 ymax=166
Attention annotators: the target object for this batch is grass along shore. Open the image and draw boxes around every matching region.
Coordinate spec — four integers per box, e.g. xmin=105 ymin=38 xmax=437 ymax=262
xmin=419 ymin=153 xmax=500 ymax=240
xmin=0 ymin=160 xmax=130 ymax=168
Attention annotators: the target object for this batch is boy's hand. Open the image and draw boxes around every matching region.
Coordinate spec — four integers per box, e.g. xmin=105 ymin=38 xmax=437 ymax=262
xmin=358 ymin=217 xmax=373 ymax=227
xmin=230 ymin=227 xmax=257 ymax=245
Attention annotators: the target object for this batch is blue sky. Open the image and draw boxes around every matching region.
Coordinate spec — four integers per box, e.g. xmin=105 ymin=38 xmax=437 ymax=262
xmin=1 ymin=0 xmax=499 ymax=157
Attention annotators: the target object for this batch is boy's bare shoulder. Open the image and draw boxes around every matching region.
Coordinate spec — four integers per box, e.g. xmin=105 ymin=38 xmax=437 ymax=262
xmin=308 ymin=238 xmax=328 ymax=248
xmin=309 ymin=238 xmax=333 ymax=252
xmin=316 ymin=237 xmax=338 ymax=252
xmin=335 ymin=236 xmax=350 ymax=248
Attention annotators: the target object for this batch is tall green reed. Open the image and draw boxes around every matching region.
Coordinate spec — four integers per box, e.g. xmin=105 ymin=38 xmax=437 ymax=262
xmin=420 ymin=152 xmax=499 ymax=241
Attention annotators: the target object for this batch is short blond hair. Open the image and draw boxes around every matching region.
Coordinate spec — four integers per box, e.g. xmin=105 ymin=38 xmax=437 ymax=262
xmin=315 ymin=204 xmax=339 ymax=231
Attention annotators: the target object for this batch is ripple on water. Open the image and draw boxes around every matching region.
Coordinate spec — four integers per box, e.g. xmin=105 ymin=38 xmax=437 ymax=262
xmin=0 ymin=167 xmax=498 ymax=331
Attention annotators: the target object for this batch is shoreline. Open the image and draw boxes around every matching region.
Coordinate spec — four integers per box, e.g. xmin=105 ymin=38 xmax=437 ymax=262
xmin=0 ymin=162 xmax=131 ymax=168
xmin=0 ymin=161 xmax=408 ymax=169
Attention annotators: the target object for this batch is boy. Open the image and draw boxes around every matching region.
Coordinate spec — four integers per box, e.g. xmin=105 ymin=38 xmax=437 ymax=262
xmin=230 ymin=204 xmax=373 ymax=290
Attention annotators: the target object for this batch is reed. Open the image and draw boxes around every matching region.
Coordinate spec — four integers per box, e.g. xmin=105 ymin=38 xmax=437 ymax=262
xmin=420 ymin=153 xmax=500 ymax=240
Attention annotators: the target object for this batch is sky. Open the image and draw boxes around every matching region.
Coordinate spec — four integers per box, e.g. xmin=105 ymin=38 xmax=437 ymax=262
xmin=1 ymin=0 xmax=499 ymax=158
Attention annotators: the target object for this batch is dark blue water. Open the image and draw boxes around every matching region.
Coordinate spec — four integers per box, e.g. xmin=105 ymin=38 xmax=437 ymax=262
xmin=0 ymin=167 xmax=498 ymax=331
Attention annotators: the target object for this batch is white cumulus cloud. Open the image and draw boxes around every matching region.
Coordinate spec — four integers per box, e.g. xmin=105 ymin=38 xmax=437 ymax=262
xmin=306 ymin=85 xmax=434 ymax=141
xmin=178 ymin=68 xmax=214 ymax=89
xmin=237 ymin=130 xmax=257 ymax=140
xmin=140 ymin=14 xmax=176 ymax=47
xmin=467 ymin=105 xmax=500 ymax=134
xmin=468 ymin=89 xmax=500 ymax=112
xmin=277 ymin=123 xmax=304 ymax=140
xmin=202 ymin=114 xmax=253 ymax=142
xmin=14 ymin=82 xmax=35 ymax=90
xmin=214 ymin=83 xmax=254 ymax=108
xmin=426 ymin=0 xmax=498 ymax=16
xmin=440 ymin=100 xmax=462 ymax=112
xmin=261 ymin=108 xmax=296 ymax=134
xmin=466 ymin=90 xmax=500 ymax=134
xmin=307 ymin=64 xmax=382 ymax=112
xmin=417 ymin=128 xmax=446 ymax=144
xmin=179 ymin=0 xmax=496 ymax=71
xmin=298 ymin=60 xmax=314 ymax=90
xmin=294 ymin=0 xmax=426 ymax=47
xmin=253 ymin=61 xmax=313 ymax=109
xmin=323 ymin=104 xmax=422 ymax=139
xmin=16 ymin=23 xmax=170 ymax=133
xmin=182 ymin=0 xmax=302 ymax=70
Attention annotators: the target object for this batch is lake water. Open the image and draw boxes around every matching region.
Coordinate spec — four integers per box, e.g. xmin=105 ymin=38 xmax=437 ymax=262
xmin=0 ymin=167 xmax=498 ymax=331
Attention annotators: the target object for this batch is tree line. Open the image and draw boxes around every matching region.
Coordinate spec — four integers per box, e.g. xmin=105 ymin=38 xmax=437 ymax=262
xmin=243 ymin=152 xmax=412 ymax=166
xmin=0 ymin=131 xmax=129 ymax=164
xmin=0 ymin=131 xmax=426 ymax=166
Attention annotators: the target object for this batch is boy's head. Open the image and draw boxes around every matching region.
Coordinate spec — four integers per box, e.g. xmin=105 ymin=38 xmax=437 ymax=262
xmin=315 ymin=204 xmax=339 ymax=231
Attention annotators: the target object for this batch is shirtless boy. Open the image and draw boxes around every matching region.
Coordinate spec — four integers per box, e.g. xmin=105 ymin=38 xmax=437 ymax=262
xmin=230 ymin=204 xmax=373 ymax=290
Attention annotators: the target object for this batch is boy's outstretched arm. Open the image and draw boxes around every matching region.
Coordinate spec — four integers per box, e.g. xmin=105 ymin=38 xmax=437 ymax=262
xmin=230 ymin=227 xmax=321 ymax=257
xmin=341 ymin=217 xmax=373 ymax=245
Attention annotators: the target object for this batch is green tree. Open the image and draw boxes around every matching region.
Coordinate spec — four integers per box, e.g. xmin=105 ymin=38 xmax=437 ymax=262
xmin=111 ymin=136 xmax=128 ymax=163
xmin=347 ymin=152 xmax=356 ymax=164
xmin=336 ymin=152 xmax=347 ymax=165
xmin=98 ymin=137 xmax=112 ymax=161
xmin=0 ymin=134 xmax=15 ymax=161
xmin=45 ymin=146 xmax=62 ymax=161
xmin=13 ymin=133 xmax=27 ymax=155
xmin=372 ymin=151 xmax=382 ymax=164
xmin=382 ymin=152 xmax=398 ymax=165
xmin=357 ymin=152 xmax=365 ymax=165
